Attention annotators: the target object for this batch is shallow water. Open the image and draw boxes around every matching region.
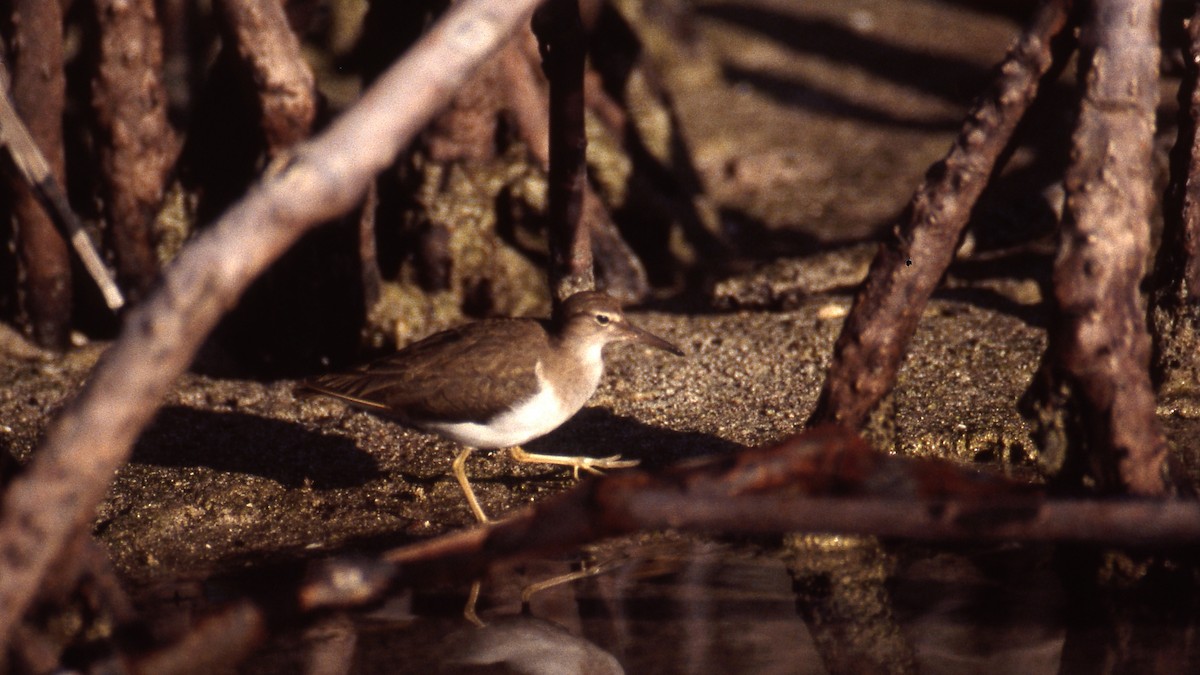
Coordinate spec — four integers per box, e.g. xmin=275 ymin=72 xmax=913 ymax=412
xmin=137 ymin=531 xmax=1198 ymax=674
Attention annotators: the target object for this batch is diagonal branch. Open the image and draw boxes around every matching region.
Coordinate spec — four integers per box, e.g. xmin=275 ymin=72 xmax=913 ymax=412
xmin=0 ymin=0 xmax=542 ymax=651
xmin=0 ymin=66 xmax=124 ymax=312
xmin=808 ymin=0 xmax=1074 ymax=429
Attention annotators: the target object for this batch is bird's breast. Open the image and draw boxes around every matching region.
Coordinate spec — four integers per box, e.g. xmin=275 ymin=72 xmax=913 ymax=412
xmin=422 ymin=357 xmax=602 ymax=449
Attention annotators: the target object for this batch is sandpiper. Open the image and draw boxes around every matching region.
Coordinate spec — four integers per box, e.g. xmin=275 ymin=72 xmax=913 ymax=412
xmin=297 ymin=291 xmax=682 ymax=521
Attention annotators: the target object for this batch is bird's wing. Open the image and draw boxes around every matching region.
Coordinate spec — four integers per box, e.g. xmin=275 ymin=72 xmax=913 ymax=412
xmin=302 ymin=319 xmax=548 ymax=423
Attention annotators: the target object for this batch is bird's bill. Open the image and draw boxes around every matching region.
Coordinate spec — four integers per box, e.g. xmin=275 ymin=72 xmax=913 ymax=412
xmin=621 ymin=322 xmax=684 ymax=356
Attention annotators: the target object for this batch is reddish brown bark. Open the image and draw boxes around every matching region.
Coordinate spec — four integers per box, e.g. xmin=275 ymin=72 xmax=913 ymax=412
xmin=807 ymin=0 xmax=1073 ymax=429
xmin=383 ymin=427 xmax=1200 ymax=586
xmin=1044 ymin=0 xmax=1169 ymax=496
xmin=8 ymin=0 xmax=71 ymax=348
xmin=92 ymin=0 xmax=178 ymax=301
xmin=215 ymin=0 xmax=315 ymax=154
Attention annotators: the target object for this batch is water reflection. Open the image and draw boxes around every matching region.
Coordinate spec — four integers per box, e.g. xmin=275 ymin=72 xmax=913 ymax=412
xmin=443 ymin=617 xmax=624 ymax=674
xmin=210 ymin=533 xmax=1197 ymax=673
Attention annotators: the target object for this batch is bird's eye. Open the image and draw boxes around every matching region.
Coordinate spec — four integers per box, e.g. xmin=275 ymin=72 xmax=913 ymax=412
xmin=595 ymin=313 xmax=611 ymax=326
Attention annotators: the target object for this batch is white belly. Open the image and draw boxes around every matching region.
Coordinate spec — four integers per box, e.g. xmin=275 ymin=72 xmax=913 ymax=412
xmin=424 ymin=355 xmax=603 ymax=448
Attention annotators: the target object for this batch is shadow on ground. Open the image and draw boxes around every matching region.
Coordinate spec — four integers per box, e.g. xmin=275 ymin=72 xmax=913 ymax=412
xmin=132 ymin=406 xmax=382 ymax=489
xmin=528 ymin=406 xmax=746 ymax=469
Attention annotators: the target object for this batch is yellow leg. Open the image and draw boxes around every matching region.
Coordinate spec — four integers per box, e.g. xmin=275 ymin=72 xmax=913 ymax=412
xmin=508 ymin=445 xmax=640 ymax=480
xmin=452 ymin=447 xmax=489 ymax=523
xmin=463 ymin=579 xmax=484 ymax=627
xmin=520 ymin=558 xmax=621 ymax=606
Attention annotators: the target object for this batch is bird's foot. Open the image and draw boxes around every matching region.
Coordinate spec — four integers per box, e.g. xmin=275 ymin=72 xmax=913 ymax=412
xmin=508 ymin=446 xmax=640 ymax=480
xmin=568 ymin=454 xmax=641 ymax=480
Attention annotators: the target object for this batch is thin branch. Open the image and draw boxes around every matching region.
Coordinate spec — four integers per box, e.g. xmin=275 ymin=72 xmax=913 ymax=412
xmin=0 ymin=0 xmax=542 ymax=651
xmin=533 ymin=0 xmax=594 ymax=303
xmin=0 ymin=63 xmax=124 ymax=312
xmin=615 ymin=495 xmax=1200 ymax=543
xmin=808 ymin=0 xmax=1074 ymax=429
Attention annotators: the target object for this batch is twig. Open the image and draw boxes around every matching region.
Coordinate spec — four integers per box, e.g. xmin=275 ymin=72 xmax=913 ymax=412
xmin=533 ymin=0 xmax=594 ymax=303
xmin=613 ymin=495 xmax=1200 ymax=543
xmin=0 ymin=58 xmax=123 ymax=313
xmin=106 ymin=425 xmax=1200 ymax=672
xmin=808 ymin=0 xmax=1074 ymax=429
xmin=0 ymin=0 xmax=542 ymax=652
xmin=153 ymin=426 xmax=1200 ymax=665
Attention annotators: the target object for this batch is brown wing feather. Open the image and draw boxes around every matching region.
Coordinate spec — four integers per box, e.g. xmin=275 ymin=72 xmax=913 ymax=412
xmin=302 ymin=319 xmax=548 ymax=423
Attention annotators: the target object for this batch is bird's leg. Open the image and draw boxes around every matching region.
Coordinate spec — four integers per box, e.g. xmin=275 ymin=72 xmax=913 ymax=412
xmin=520 ymin=557 xmax=623 ymax=607
xmin=508 ymin=446 xmax=640 ymax=480
xmin=452 ymin=447 xmax=489 ymax=523
xmin=463 ymin=579 xmax=485 ymax=627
